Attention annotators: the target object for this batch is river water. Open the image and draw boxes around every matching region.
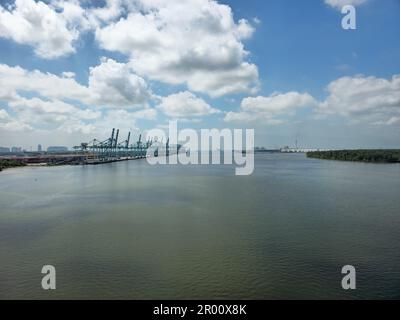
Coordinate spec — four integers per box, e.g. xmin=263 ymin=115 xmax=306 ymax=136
xmin=0 ymin=153 xmax=399 ymax=299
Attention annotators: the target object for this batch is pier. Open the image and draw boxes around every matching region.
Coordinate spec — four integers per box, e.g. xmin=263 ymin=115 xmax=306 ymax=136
xmin=0 ymin=128 xmax=181 ymax=168
xmin=73 ymin=128 xmax=181 ymax=165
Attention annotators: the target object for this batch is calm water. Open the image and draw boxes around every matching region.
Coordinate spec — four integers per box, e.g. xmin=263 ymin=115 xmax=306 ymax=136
xmin=0 ymin=153 xmax=399 ymax=299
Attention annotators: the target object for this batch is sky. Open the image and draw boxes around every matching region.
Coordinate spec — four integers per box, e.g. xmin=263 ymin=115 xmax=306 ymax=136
xmin=0 ymin=0 xmax=399 ymax=150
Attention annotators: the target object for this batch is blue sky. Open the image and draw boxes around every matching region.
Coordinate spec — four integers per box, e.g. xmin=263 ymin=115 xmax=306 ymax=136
xmin=0 ymin=0 xmax=399 ymax=150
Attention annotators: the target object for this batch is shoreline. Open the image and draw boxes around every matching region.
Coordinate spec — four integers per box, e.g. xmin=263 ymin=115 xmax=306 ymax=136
xmin=0 ymin=159 xmax=27 ymax=172
xmin=307 ymin=149 xmax=400 ymax=163
xmin=0 ymin=155 xmax=150 ymax=173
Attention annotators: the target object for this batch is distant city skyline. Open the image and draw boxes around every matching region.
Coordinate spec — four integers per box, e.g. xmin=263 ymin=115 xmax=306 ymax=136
xmin=0 ymin=144 xmax=69 ymax=153
xmin=0 ymin=0 xmax=399 ymax=150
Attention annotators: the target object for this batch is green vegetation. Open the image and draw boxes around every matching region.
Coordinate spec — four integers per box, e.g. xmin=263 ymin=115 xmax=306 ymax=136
xmin=307 ymin=150 xmax=400 ymax=163
xmin=0 ymin=159 xmax=27 ymax=171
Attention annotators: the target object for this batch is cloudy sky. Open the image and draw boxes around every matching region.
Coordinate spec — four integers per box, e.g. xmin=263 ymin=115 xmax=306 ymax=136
xmin=0 ymin=0 xmax=399 ymax=150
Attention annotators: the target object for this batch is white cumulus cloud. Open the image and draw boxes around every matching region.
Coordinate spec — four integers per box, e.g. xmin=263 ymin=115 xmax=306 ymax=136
xmin=318 ymin=74 xmax=400 ymax=125
xmin=88 ymin=58 xmax=152 ymax=108
xmin=0 ymin=59 xmax=153 ymax=109
xmin=0 ymin=0 xmax=85 ymax=59
xmin=0 ymin=63 xmax=90 ymax=102
xmin=225 ymin=92 xmax=317 ymax=123
xmin=157 ymin=91 xmax=220 ymax=118
xmin=95 ymin=0 xmax=259 ymax=97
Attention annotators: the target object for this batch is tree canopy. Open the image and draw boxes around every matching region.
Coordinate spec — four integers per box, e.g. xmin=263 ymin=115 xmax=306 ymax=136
xmin=307 ymin=150 xmax=400 ymax=163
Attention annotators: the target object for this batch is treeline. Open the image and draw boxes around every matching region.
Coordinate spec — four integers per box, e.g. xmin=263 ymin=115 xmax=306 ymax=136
xmin=307 ymin=150 xmax=400 ymax=163
xmin=0 ymin=159 xmax=26 ymax=171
